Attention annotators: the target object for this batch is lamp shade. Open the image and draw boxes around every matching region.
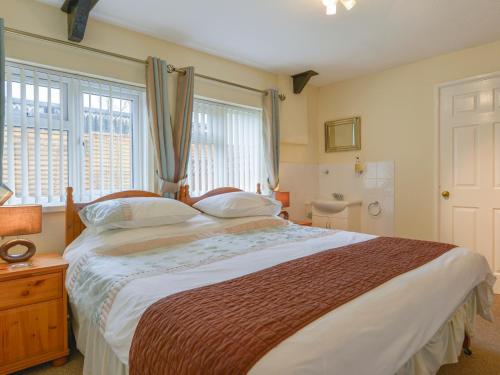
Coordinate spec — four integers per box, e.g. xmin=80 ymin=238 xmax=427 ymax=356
xmin=275 ymin=191 xmax=290 ymax=208
xmin=0 ymin=205 xmax=42 ymax=237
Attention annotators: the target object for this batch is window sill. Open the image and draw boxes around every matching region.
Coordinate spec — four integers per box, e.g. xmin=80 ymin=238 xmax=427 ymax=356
xmin=42 ymin=205 xmax=66 ymax=214
xmin=3 ymin=202 xmax=66 ymax=213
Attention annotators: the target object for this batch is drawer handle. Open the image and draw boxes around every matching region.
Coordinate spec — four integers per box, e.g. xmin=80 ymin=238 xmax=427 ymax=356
xmin=49 ymin=325 xmax=58 ymax=330
xmin=21 ymin=290 xmax=30 ymax=297
xmin=34 ymin=280 xmax=45 ymax=286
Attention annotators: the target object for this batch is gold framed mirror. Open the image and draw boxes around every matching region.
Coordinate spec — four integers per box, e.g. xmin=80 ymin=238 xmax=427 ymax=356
xmin=325 ymin=117 xmax=361 ymax=152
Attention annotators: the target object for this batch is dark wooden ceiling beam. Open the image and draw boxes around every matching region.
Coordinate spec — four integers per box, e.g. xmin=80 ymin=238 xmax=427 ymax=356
xmin=291 ymin=70 xmax=319 ymax=94
xmin=61 ymin=0 xmax=99 ymax=42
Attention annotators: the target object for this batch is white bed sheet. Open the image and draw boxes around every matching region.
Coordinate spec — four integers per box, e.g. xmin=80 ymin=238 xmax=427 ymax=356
xmin=74 ymin=285 xmax=490 ymax=375
xmin=65 ymin=215 xmax=494 ymax=375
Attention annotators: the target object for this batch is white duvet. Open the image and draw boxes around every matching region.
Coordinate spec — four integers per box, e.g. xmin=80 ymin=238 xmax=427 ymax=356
xmin=64 ymin=215 xmax=495 ymax=375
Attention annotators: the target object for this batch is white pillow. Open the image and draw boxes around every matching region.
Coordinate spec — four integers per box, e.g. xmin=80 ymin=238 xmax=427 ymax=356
xmin=79 ymin=197 xmax=199 ymax=233
xmin=193 ymin=192 xmax=282 ymax=218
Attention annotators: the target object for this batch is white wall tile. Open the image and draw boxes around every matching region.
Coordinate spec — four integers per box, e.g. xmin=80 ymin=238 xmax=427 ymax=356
xmin=318 ymin=163 xmax=363 ymax=201
xmin=279 ymin=162 xmax=319 ymax=220
xmin=280 ymin=160 xmax=395 ymax=235
xmin=363 ymin=163 xmax=375 ymax=179
xmin=362 ymin=161 xmax=395 ymax=236
xmin=377 ymin=161 xmax=395 ymax=180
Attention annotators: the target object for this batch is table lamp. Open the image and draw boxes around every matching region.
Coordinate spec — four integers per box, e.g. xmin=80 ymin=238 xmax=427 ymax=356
xmin=0 ymin=205 xmax=42 ymax=266
xmin=275 ymin=191 xmax=290 ymax=220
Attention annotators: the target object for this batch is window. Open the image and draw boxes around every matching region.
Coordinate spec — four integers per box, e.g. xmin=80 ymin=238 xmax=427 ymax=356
xmin=2 ymin=61 xmax=149 ymax=206
xmin=188 ymin=98 xmax=266 ymax=196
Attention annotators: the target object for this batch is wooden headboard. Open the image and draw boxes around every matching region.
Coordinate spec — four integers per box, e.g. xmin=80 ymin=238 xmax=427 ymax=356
xmin=65 ymin=187 xmax=161 ymax=246
xmin=178 ymin=183 xmax=262 ymax=206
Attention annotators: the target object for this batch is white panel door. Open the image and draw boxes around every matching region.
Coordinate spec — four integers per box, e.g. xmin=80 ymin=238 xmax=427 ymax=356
xmin=440 ymin=76 xmax=500 ymax=293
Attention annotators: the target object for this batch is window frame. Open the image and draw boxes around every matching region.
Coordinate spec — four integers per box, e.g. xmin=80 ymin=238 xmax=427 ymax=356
xmin=3 ymin=59 xmax=152 ymax=208
xmin=8 ymin=73 xmax=70 ymax=126
xmin=74 ymin=79 xmax=145 ymax=201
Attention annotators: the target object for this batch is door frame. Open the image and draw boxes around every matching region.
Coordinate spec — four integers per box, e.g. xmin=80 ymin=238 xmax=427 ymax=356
xmin=435 ymin=71 xmax=500 ymax=293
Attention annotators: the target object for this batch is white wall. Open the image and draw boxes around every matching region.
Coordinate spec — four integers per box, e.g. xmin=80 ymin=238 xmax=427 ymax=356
xmin=318 ymin=38 xmax=500 ymax=241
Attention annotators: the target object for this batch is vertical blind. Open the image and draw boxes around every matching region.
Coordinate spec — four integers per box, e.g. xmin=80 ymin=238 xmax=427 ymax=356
xmin=188 ymin=98 xmax=266 ymax=196
xmin=3 ymin=64 xmax=68 ymax=205
xmin=80 ymin=81 xmax=135 ymax=202
xmin=2 ymin=61 xmax=147 ymax=205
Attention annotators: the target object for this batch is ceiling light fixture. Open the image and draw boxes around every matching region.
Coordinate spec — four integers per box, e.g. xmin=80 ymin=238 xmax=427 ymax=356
xmin=322 ymin=0 xmax=337 ymax=15
xmin=322 ymin=0 xmax=356 ymax=15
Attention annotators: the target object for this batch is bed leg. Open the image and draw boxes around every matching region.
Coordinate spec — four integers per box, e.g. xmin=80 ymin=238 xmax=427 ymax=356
xmin=463 ymin=333 xmax=472 ymax=356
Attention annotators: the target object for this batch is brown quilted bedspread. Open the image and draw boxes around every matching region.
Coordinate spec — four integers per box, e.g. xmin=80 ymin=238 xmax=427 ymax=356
xmin=129 ymin=237 xmax=455 ymax=375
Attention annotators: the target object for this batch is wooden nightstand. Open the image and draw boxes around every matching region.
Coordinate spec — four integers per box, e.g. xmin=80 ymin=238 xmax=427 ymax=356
xmin=0 ymin=254 xmax=69 ymax=374
xmin=291 ymin=219 xmax=313 ymax=226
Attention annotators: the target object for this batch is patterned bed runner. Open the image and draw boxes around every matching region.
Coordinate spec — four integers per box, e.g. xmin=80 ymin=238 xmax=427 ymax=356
xmin=129 ymin=237 xmax=455 ymax=375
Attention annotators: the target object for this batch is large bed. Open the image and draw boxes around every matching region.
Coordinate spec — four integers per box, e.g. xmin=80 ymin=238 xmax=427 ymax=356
xmin=63 ymin=187 xmax=495 ymax=375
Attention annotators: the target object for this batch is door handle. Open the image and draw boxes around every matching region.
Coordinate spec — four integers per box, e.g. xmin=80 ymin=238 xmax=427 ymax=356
xmin=441 ymin=191 xmax=450 ymax=199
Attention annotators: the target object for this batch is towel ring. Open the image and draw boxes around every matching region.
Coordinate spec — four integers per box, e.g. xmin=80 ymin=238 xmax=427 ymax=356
xmin=368 ymin=201 xmax=382 ymax=217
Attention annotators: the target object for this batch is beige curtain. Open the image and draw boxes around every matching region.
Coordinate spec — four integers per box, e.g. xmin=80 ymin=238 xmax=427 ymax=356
xmin=262 ymin=89 xmax=280 ymax=191
xmin=146 ymin=57 xmax=194 ymax=198
xmin=173 ymin=67 xmax=195 ymax=190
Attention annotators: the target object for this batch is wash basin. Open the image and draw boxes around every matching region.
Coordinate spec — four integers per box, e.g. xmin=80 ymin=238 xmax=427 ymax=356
xmin=311 ymin=200 xmax=362 ymax=215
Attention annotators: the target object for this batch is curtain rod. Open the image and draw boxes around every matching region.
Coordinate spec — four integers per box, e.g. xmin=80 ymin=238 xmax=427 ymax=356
xmin=5 ymin=27 xmax=286 ymax=101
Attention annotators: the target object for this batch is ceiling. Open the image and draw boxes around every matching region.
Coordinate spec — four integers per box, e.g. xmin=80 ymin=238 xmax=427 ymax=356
xmin=39 ymin=0 xmax=500 ymax=86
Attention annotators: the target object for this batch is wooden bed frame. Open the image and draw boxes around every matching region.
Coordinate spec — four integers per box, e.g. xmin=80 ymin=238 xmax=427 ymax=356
xmin=63 ymin=186 xmax=476 ymax=370
xmin=65 ymin=184 xmax=261 ymax=246
xmin=65 ymin=187 xmax=161 ymax=246
xmin=177 ymin=185 xmax=243 ymax=206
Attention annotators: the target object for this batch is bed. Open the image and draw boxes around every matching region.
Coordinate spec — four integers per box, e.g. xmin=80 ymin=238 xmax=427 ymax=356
xmin=63 ymin=187 xmax=495 ymax=375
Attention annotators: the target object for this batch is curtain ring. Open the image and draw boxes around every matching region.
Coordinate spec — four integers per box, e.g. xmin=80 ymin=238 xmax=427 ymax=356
xmin=167 ymin=64 xmax=176 ymax=73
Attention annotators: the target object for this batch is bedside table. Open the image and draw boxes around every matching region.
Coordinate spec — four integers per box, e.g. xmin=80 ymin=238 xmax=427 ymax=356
xmin=291 ymin=219 xmax=313 ymax=226
xmin=0 ymin=254 xmax=69 ymax=374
